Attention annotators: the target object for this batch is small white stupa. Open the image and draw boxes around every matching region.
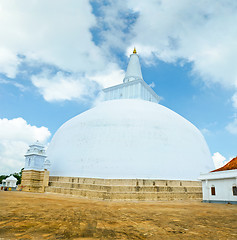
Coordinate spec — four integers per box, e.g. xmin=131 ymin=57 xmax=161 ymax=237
xmin=24 ymin=141 xmax=50 ymax=171
xmin=47 ymin=48 xmax=214 ymax=180
xmin=4 ymin=175 xmax=17 ymax=188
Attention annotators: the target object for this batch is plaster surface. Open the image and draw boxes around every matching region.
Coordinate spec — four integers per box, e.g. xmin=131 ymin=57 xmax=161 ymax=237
xmin=48 ymin=99 xmax=213 ymax=179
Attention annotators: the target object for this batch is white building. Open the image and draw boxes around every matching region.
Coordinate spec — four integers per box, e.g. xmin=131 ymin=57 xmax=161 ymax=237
xmin=199 ymin=157 xmax=237 ymax=204
xmin=47 ymin=49 xmax=214 ymax=180
xmin=24 ymin=141 xmax=50 ymax=171
xmin=3 ymin=175 xmax=18 ymax=188
xmin=2 ymin=180 xmax=6 ymax=187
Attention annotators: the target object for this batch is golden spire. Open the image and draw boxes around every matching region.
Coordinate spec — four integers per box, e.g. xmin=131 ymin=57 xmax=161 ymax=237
xmin=133 ymin=47 xmax=137 ymax=54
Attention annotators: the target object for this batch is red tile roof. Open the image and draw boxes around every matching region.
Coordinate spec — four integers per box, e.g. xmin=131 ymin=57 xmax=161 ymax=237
xmin=211 ymin=156 xmax=237 ymax=172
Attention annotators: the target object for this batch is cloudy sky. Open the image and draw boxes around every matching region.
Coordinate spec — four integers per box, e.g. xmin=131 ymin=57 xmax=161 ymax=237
xmin=1 ymin=0 xmax=237 ymax=174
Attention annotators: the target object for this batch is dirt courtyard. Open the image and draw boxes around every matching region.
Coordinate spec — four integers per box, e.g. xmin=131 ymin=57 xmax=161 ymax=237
xmin=0 ymin=191 xmax=236 ymax=239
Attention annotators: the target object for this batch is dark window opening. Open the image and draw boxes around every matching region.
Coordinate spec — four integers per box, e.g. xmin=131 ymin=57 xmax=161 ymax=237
xmin=211 ymin=186 xmax=215 ymax=196
xmin=233 ymin=186 xmax=237 ymax=196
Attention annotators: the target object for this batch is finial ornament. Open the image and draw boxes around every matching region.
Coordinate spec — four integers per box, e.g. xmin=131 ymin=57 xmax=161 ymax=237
xmin=133 ymin=47 xmax=137 ymax=54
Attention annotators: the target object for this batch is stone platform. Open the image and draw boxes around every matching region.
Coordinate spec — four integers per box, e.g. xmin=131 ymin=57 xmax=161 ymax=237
xmin=45 ymin=176 xmax=202 ymax=201
xmin=21 ymin=170 xmax=49 ymax=193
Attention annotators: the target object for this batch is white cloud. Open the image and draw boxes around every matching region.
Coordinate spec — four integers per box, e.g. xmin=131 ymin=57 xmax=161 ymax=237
xmin=30 ymin=64 xmax=124 ymax=102
xmin=126 ymin=0 xmax=237 ymax=86
xmin=91 ymin=0 xmax=237 ymax=111
xmin=228 ymin=156 xmax=235 ymax=162
xmin=0 ymin=1 xmax=124 ymax=101
xmin=0 ymin=47 xmax=21 ymax=78
xmin=212 ymin=152 xmax=227 ymax=169
xmin=31 ymin=71 xmax=99 ymax=102
xmin=232 ymin=93 xmax=237 ymax=109
xmin=95 ymin=1 xmax=136 ymax=55
xmin=0 ymin=78 xmax=27 ymax=91
xmin=0 ymin=1 xmax=104 ymax=75
xmin=200 ymin=128 xmax=210 ymax=136
xmin=121 ymin=0 xmax=237 ymax=109
xmin=1 ymin=0 xmax=237 ymax=104
xmin=88 ymin=66 xmax=125 ymax=88
xmin=149 ymin=82 xmax=155 ymax=88
xmin=0 ymin=118 xmax=51 ymax=174
xmin=226 ymin=118 xmax=237 ymax=135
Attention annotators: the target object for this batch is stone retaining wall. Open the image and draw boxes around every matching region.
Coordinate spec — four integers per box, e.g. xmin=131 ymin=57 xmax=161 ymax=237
xmin=45 ymin=176 xmax=202 ymax=201
xmin=21 ymin=170 xmax=49 ymax=193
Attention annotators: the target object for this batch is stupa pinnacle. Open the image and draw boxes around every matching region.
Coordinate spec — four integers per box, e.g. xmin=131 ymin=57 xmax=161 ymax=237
xmin=103 ymin=48 xmax=160 ymax=103
xmin=123 ymin=48 xmax=143 ymax=83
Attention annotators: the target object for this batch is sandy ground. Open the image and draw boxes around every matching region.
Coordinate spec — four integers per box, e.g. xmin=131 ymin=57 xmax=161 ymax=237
xmin=0 ymin=191 xmax=237 ymax=240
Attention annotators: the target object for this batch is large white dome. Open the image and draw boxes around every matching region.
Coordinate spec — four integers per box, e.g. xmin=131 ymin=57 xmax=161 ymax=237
xmin=47 ymin=99 xmax=213 ymax=180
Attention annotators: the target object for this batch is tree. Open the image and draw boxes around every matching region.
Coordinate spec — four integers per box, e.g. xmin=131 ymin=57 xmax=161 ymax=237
xmin=0 ymin=175 xmax=8 ymax=184
xmin=13 ymin=168 xmax=24 ymax=185
xmin=0 ymin=168 xmax=24 ymax=185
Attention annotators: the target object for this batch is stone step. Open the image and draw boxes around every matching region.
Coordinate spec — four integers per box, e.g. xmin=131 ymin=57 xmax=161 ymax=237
xmin=45 ymin=186 xmax=202 ymax=201
xmin=49 ymin=176 xmax=201 ymax=187
xmin=48 ymin=181 xmax=201 ymax=193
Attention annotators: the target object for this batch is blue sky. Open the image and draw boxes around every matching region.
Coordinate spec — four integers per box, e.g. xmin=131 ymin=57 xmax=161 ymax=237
xmin=0 ymin=0 xmax=237 ymax=174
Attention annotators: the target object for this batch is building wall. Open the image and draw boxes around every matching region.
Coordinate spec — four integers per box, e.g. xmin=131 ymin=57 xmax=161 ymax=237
xmin=103 ymin=80 xmax=159 ymax=103
xmin=24 ymin=155 xmax=46 ymax=171
xmin=202 ymin=178 xmax=237 ymax=202
xmin=6 ymin=180 xmax=17 ymax=188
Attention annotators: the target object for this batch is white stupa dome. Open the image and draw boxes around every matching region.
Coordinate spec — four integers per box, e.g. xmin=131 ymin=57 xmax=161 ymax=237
xmin=48 ymin=99 xmax=213 ymax=180
xmin=47 ymin=49 xmax=213 ymax=180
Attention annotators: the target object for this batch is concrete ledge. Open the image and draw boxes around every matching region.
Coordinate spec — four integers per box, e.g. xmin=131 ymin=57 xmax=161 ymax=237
xmin=48 ymin=181 xmax=201 ymax=193
xmin=45 ymin=186 xmax=202 ymax=201
xmin=49 ymin=176 xmax=201 ymax=187
xmin=202 ymin=200 xmax=237 ymax=204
